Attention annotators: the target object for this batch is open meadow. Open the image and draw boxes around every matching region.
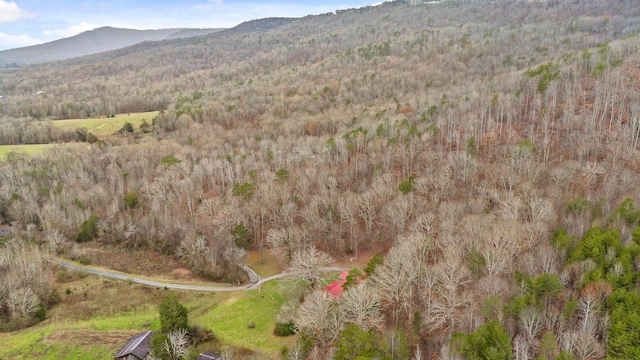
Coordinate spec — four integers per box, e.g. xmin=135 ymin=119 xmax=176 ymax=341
xmin=52 ymin=111 xmax=158 ymax=137
xmin=0 ymin=112 xmax=157 ymax=159
xmin=0 ymin=251 xmax=295 ymax=359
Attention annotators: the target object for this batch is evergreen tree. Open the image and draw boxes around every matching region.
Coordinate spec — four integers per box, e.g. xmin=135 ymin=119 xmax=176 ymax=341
xmin=159 ymin=293 xmax=188 ymax=333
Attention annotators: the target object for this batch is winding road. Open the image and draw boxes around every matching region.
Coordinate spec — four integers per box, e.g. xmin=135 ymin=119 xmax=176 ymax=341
xmin=48 ymin=258 xmax=344 ymax=292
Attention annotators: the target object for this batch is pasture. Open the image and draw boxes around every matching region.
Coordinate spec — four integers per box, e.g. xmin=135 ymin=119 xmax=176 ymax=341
xmin=0 ymin=143 xmax=89 ymax=159
xmin=53 ymin=111 xmax=158 ymax=137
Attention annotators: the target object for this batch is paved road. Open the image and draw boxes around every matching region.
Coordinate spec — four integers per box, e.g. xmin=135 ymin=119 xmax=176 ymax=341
xmin=48 ymin=259 xmax=346 ymax=292
xmin=49 ymin=258 xmax=259 ymax=292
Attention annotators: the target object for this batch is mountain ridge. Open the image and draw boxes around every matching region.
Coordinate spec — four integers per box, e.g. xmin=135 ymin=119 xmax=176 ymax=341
xmin=0 ymin=26 xmax=225 ymax=67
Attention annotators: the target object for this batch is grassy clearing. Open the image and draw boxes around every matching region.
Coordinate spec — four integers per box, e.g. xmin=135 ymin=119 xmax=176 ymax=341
xmin=1 ymin=255 xmax=295 ymax=359
xmin=193 ymin=282 xmax=296 ymax=356
xmin=247 ymin=250 xmax=286 ymax=278
xmin=0 ymin=112 xmax=158 ymax=160
xmin=1 ymin=317 xmax=153 ymax=360
xmin=0 ymin=143 xmax=63 ymax=158
xmin=53 ymin=111 xmax=158 ymax=137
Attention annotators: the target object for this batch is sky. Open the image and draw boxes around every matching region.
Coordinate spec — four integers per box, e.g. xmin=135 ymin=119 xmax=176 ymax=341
xmin=0 ymin=0 xmax=382 ymax=51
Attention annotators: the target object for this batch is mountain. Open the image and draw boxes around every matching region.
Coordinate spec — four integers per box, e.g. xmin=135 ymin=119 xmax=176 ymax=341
xmin=0 ymin=26 xmax=224 ymax=67
xmin=4 ymin=0 xmax=640 ymax=358
xmin=216 ymin=17 xmax=295 ymax=36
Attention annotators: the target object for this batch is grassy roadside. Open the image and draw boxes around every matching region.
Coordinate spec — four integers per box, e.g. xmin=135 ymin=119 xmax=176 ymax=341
xmin=52 ymin=257 xmax=240 ymax=288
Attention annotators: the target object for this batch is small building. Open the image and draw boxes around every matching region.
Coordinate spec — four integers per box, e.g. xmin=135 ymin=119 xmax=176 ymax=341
xmin=325 ymin=270 xmax=365 ymax=299
xmin=325 ymin=270 xmax=349 ymax=298
xmin=114 ymin=330 xmax=153 ymax=360
xmin=197 ymin=352 xmax=221 ymax=360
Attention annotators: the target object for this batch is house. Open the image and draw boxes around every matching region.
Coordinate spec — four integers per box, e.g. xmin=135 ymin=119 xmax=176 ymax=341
xmin=114 ymin=330 xmax=153 ymax=360
xmin=325 ymin=270 xmax=366 ymax=299
xmin=325 ymin=270 xmax=350 ymax=298
xmin=197 ymin=352 xmax=221 ymax=360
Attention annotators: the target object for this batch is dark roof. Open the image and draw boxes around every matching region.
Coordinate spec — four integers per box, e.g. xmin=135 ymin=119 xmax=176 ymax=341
xmin=114 ymin=330 xmax=153 ymax=359
xmin=197 ymin=352 xmax=221 ymax=360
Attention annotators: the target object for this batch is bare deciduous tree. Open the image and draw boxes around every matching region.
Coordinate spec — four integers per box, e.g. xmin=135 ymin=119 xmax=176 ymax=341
xmin=339 ymin=283 xmax=383 ymax=329
xmin=164 ymin=328 xmax=189 ymax=360
xmin=563 ymin=330 xmax=605 ymax=360
xmin=518 ymin=306 xmax=542 ymax=340
xmin=7 ymin=287 xmax=39 ymax=319
xmin=43 ymin=227 xmax=68 ymax=255
xmin=286 ymin=246 xmax=334 ymax=289
xmin=371 ymin=235 xmax=429 ymax=324
xmin=295 ymin=289 xmax=341 ymax=346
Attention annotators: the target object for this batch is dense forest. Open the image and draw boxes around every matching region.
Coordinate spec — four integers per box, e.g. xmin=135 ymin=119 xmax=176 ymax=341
xmin=2 ymin=0 xmax=640 ymax=358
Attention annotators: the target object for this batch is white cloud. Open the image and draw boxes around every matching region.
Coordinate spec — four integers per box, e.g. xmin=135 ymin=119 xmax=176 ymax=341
xmin=0 ymin=32 xmax=42 ymax=50
xmin=0 ymin=0 xmax=32 ymax=23
xmin=209 ymin=0 xmax=224 ymax=4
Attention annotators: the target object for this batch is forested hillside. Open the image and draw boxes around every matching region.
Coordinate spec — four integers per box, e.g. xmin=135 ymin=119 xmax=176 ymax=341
xmin=2 ymin=0 xmax=640 ymax=358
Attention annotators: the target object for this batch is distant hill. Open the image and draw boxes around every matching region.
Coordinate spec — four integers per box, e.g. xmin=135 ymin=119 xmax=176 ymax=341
xmin=0 ymin=27 xmax=224 ymax=67
xmin=217 ymin=17 xmax=295 ymax=36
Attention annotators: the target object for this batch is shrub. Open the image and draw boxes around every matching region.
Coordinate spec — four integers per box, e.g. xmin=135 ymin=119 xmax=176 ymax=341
xmin=466 ymin=136 xmax=477 ymax=155
xmin=47 ymin=289 xmax=62 ymax=307
xmin=232 ymin=182 xmax=255 ymax=201
xmin=159 ymin=293 xmax=188 ymax=333
xmin=189 ymin=325 xmax=214 ymax=345
xmin=398 ymin=177 xmax=414 ymax=194
xmin=139 ymin=119 xmax=152 ymax=133
xmin=124 ymin=191 xmax=139 ymax=209
xmin=275 ymin=168 xmax=290 ymax=182
xmin=75 ymin=127 xmax=88 ymax=141
xmin=364 ymin=253 xmax=384 ymax=276
xmin=468 ymin=248 xmax=486 ymax=277
xmin=161 ymin=155 xmax=181 ymax=166
xmin=274 ymin=322 xmax=296 ymax=337
xmin=150 ymin=333 xmax=169 ymax=359
xmin=232 ymin=223 xmax=250 ymax=249
xmin=73 ymin=198 xmax=85 ymax=209
xmin=76 ymin=213 xmax=98 ymax=243
xmin=334 ymin=324 xmax=380 ymax=360
xmin=451 ymin=321 xmax=512 ymax=360
xmin=119 ymin=122 xmax=134 ymax=134
xmin=87 ymin=132 xmax=98 ymax=143
xmin=34 ymin=302 xmax=47 ymax=322
xmin=567 ymin=197 xmax=589 ymax=215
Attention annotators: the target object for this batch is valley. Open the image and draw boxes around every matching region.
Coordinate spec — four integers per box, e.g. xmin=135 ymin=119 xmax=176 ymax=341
xmin=2 ymin=0 xmax=640 ymax=359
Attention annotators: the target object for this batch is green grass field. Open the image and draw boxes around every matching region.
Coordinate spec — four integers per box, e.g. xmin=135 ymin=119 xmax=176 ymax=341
xmin=53 ymin=111 xmax=158 ymax=137
xmin=0 ymin=143 xmax=57 ymax=158
xmin=0 ymin=111 xmax=158 ymax=160
xmin=194 ymin=282 xmax=295 ymax=355
xmin=0 ymin=143 xmax=89 ymax=159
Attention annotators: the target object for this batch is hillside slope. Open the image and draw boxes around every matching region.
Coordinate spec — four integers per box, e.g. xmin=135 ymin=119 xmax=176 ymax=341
xmin=3 ymin=0 xmax=640 ymax=358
